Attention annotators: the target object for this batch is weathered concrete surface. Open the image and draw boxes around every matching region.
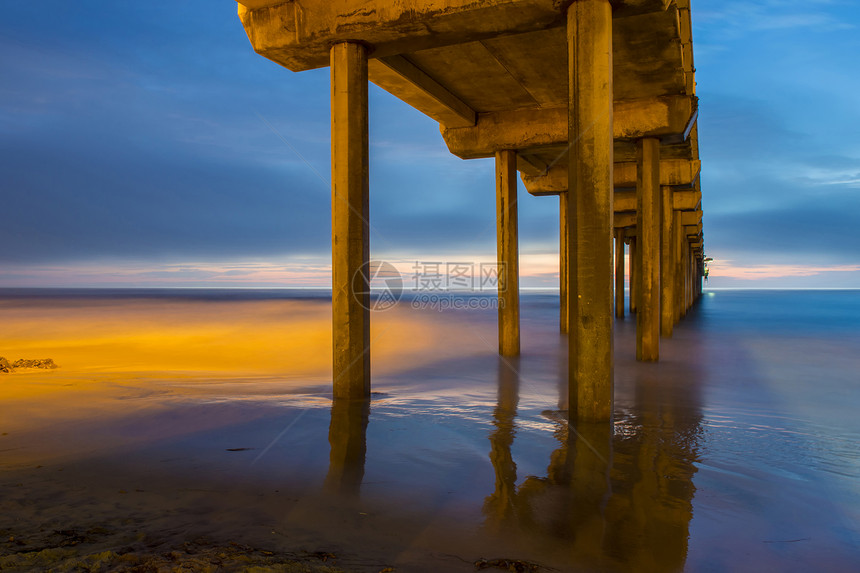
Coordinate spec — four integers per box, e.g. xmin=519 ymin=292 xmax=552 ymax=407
xmin=567 ymin=0 xmax=614 ymax=422
xmin=496 ymin=149 xmax=520 ymax=357
xmin=441 ymin=96 xmax=695 ymax=159
xmin=331 ymin=42 xmax=370 ymax=399
xmin=522 ymin=159 xmax=701 ymax=195
xmin=239 ymin=1 xmax=690 ymax=107
xmin=369 ymin=56 xmax=476 ymax=128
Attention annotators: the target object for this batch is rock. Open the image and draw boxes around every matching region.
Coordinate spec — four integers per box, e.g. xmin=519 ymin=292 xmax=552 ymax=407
xmin=0 ymin=357 xmax=11 ymax=373
xmin=9 ymin=358 xmax=58 ymax=370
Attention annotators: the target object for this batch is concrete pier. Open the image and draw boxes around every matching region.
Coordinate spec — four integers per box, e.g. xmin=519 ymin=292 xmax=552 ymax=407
xmin=330 ymin=42 xmax=370 ymax=399
xmin=567 ymin=0 xmax=614 ymax=422
xmin=237 ymin=0 xmax=706 ymax=421
xmin=496 ymin=149 xmax=521 ymax=357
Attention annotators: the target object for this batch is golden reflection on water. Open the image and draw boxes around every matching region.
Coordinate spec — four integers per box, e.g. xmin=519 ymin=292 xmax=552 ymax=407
xmin=0 ymin=297 xmax=479 ymax=378
xmin=0 ymin=296 xmax=487 ymax=440
xmin=479 ymin=358 xmax=700 ymax=571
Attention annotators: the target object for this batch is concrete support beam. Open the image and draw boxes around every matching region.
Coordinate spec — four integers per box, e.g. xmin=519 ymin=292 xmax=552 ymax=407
xmin=615 ymin=229 xmax=625 ymax=319
xmin=673 ymin=188 xmax=702 ymax=211
xmin=560 ymin=193 xmax=569 ymax=334
xmin=496 ymin=149 xmax=521 ymax=356
xmin=680 ymin=209 xmax=703 ymax=227
xmin=636 ymin=137 xmax=660 ymax=362
xmin=442 ymin=95 xmax=696 ymax=159
xmin=614 ymin=211 xmax=637 ymax=228
xmin=368 ymin=56 xmax=476 ymax=128
xmin=614 ymin=159 xmax=700 ymax=188
xmin=331 ymin=42 xmax=371 ymax=399
xmin=613 ymin=187 xmax=701 ymax=213
xmin=522 ymin=159 xmax=700 ymax=196
xmin=239 ymin=0 xmax=566 ymax=72
xmin=660 ymin=190 xmax=675 ymax=338
xmin=567 ymin=0 xmax=614 ymax=422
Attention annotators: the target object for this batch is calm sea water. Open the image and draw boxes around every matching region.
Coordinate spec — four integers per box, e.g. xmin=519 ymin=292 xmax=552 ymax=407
xmin=0 ymin=288 xmax=858 ymax=571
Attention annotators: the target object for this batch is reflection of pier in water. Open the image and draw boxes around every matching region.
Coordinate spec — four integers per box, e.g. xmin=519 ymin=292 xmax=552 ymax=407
xmin=318 ymin=338 xmax=704 ymax=571
xmin=482 ymin=353 xmax=703 ymax=571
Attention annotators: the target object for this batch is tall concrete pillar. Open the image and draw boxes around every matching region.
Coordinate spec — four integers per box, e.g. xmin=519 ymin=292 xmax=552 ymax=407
xmin=675 ymin=213 xmax=685 ymax=321
xmin=682 ymin=241 xmax=691 ymax=314
xmin=567 ymin=0 xmax=614 ymax=422
xmin=496 ymin=149 xmax=520 ymax=356
xmin=629 ymin=236 xmax=637 ymax=314
xmin=615 ymin=228 xmax=625 ymax=318
xmin=331 ymin=42 xmax=370 ymax=399
xmin=560 ymin=192 xmax=569 ymax=334
xmin=688 ymin=247 xmax=694 ymax=309
xmin=636 ymin=138 xmax=660 ymax=362
xmin=660 ymin=186 xmax=675 ymax=337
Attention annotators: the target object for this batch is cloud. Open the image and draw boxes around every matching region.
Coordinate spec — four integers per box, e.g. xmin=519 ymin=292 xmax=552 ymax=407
xmin=710 ymin=262 xmax=860 ymax=281
xmin=2 ymin=0 xmax=859 ymax=287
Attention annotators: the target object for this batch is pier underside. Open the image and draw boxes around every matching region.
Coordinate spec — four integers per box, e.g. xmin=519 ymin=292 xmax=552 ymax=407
xmin=238 ymin=0 xmax=705 ymax=421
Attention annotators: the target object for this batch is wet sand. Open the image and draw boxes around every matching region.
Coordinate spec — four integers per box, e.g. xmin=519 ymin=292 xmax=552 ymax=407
xmin=1 ymin=290 xmax=858 ymax=571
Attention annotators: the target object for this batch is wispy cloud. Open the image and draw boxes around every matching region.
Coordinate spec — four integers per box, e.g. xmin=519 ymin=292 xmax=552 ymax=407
xmin=710 ymin=261 xmax=860 ymax=280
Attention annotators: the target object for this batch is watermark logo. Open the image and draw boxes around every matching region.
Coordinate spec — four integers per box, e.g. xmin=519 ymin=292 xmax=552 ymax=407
xmin=353 ymin=260 xmax=503 ymax=312
xmin=352 ymin=260 xmax=403 ymax=311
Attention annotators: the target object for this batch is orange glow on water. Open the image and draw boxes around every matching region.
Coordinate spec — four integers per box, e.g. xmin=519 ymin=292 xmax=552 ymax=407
xmin=0 ymin=296 xmax=491 ymax=440
xmin=0 ymin=298 xmax=481 ymax=377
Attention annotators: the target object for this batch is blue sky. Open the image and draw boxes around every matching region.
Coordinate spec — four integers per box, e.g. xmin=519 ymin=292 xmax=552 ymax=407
xmin=1 ymin=0 xmax=858 ymax=288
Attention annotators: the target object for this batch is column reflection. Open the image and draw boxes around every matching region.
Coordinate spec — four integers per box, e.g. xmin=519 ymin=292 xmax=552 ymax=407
xmin=324 ymin=398 xmax=370 ymax=497
xmin=484 ymin=357 xmax=521 ymax=531
xmin=484 ymin=356 xmax=702 ymax=572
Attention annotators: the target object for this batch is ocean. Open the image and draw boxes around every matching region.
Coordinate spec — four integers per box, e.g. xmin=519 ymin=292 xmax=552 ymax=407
xmin=0 ymin=288 xmax=858 ymax=571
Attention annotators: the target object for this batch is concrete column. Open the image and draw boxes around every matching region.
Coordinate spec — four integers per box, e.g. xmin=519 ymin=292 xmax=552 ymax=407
xmin=615 ymin=228 xmax=625 ymax=318
xmin=496 ymin=149 xmax=520 ymax=356
xmin=560 ymin=192 xmax=569 ymax=334
xmin=675 ymin=213 xmax=685 ymax=320
xmin=636 ymin=138 xmax=660 ymax=362
xmin=660 ymin=186 xmax=675 ymax=338
xmin=688 ymin=247 xmax=694 ymax=309
xmin=682 ymin=240 xmax=690 ymax=314
xmin=629 ymin=236 xmax=637 ymax=314
xmin=331 ymin=42 xmax=370 ymax=399
xmin=567 ymin=0 xmax=614 ymax=422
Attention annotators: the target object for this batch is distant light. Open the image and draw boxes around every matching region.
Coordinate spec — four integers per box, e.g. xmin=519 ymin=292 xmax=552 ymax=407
xmin=707 ymin=292 xmax=715 ymax=297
